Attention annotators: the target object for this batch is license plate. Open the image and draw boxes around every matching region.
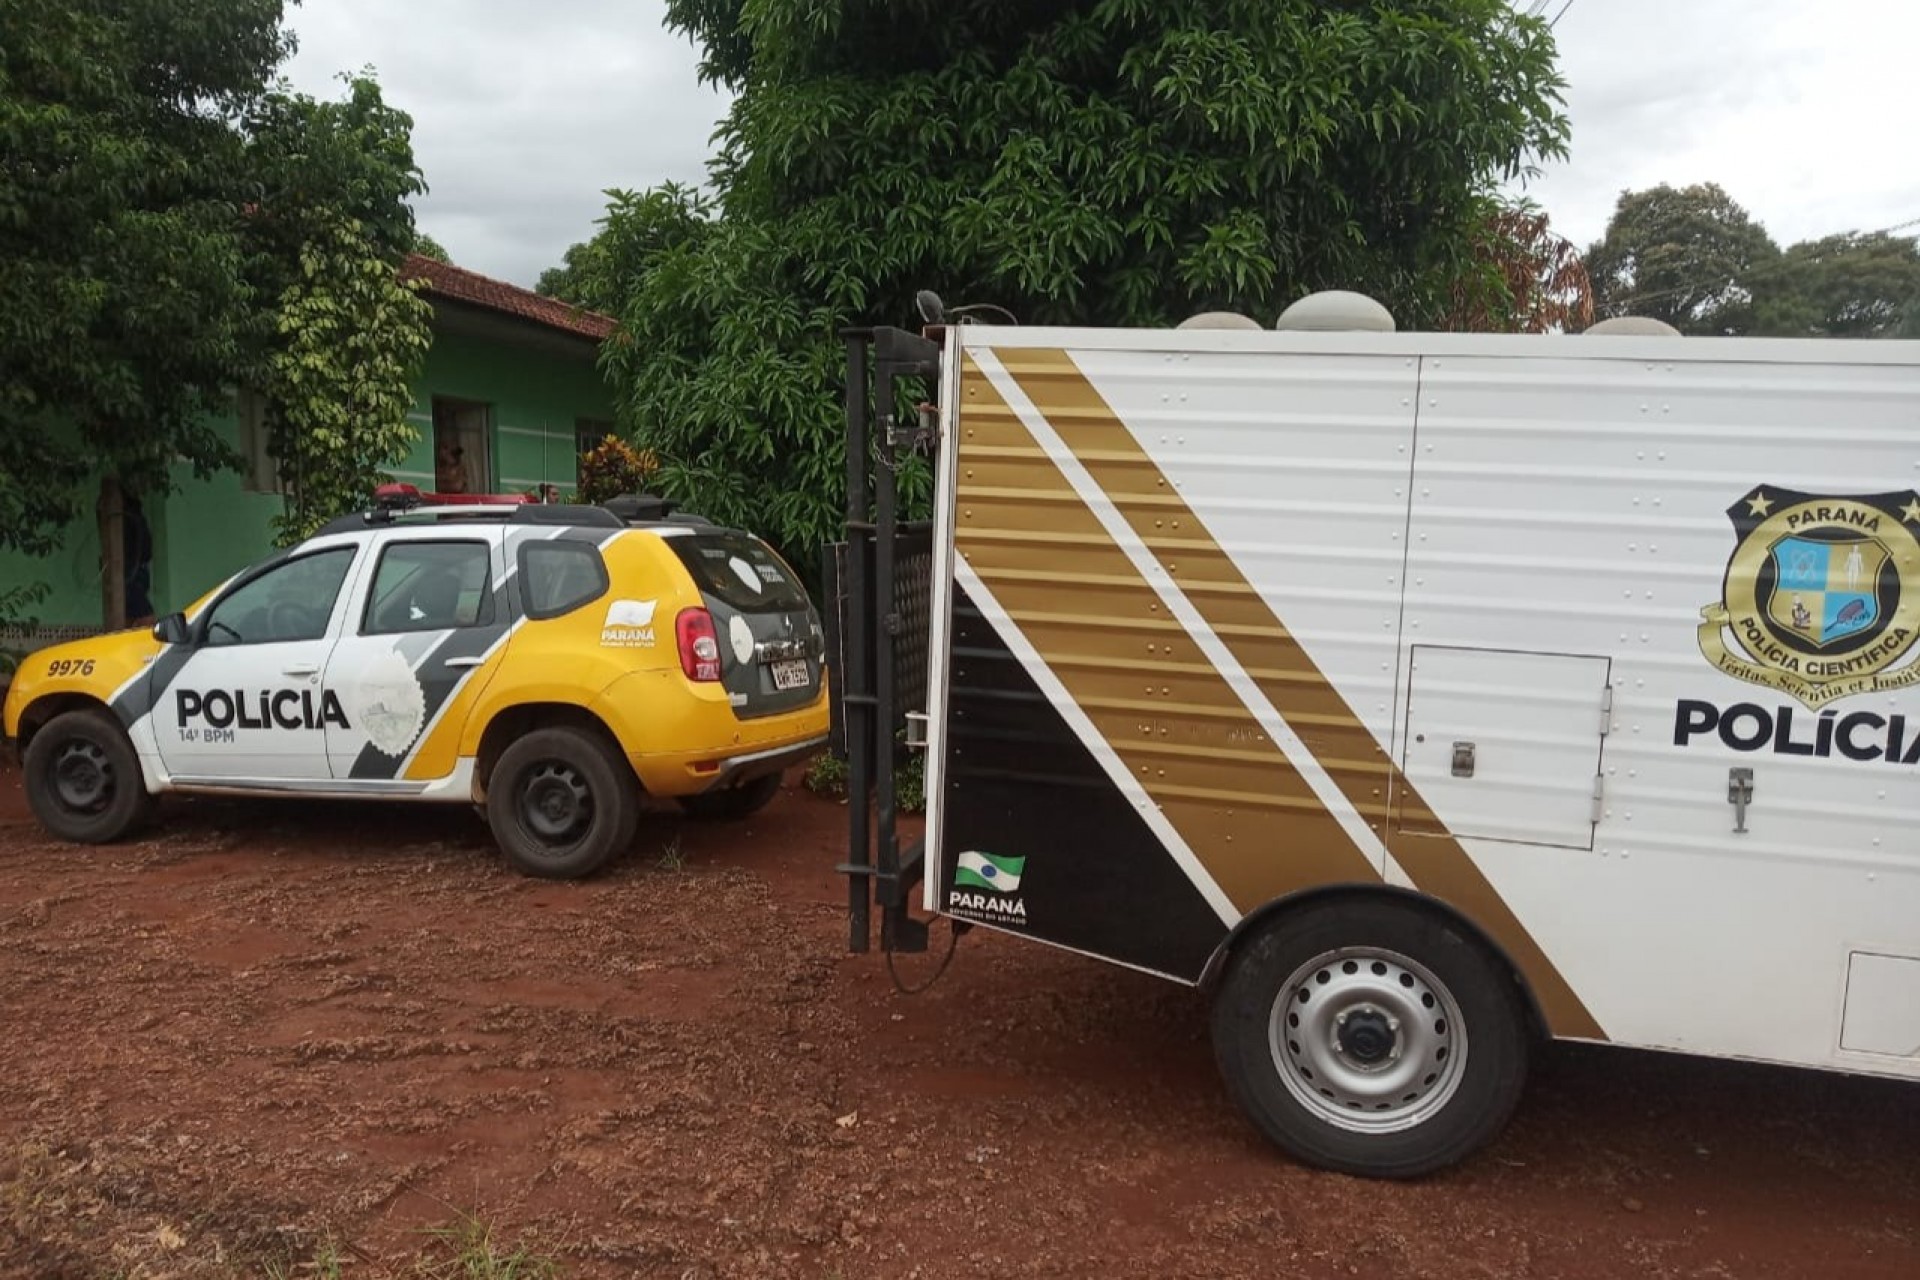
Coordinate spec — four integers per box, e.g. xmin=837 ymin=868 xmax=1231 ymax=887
xmin=769 ymin=659 xmax=811 ymax=690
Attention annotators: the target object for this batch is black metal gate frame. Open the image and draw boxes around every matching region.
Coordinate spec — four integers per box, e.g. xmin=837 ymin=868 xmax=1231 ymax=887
xmin=830 ymin=326 xmax=943 ymax=956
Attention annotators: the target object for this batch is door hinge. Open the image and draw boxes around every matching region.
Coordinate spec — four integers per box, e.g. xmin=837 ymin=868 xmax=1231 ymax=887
xmin=1599 ymin=684 xmax=1614 ymax=736
xmin=1590 ymin=774 xmax=1606 ymax=823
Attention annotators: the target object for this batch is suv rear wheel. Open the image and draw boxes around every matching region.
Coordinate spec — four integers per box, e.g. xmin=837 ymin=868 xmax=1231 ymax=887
xmin=675 ymin=772 xmax=781 ymax=821
xmin=22 ymin=709 xmax=155 ymax=844
xmin=486 ymin=727 xmax=638 ymax=879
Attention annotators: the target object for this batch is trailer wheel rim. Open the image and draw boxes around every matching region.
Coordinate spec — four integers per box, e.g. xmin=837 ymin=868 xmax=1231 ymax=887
xmin=519 ymin=761 xmax=593 ymax=847
xmin=1268 ymin=946 xmax=1468 ymax=1134
xmin=51 ymin=738 xmax=114 ymax=813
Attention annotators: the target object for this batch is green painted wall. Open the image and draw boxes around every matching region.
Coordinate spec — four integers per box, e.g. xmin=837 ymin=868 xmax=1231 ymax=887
xmin=390 ymin=325 xmax=612 ymax=499
xmin=0 ymin=311 xmax=613 ymax=630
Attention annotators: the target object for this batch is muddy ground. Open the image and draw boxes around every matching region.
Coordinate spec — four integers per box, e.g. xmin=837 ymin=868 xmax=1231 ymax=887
xmin=0 ymin=759 xmax=1915 ymax=1279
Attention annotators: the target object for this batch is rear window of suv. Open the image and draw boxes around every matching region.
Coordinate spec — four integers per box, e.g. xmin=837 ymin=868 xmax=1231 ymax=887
xmin=667 ymin=532 xmax=808 ymax=611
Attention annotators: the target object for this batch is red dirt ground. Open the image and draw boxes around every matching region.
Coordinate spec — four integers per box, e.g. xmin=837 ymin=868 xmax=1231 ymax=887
xmin=1 ymin=759 xmax=1915 ymax=1279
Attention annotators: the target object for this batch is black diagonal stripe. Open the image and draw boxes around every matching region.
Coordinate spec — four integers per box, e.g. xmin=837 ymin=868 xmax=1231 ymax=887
xmin=346 ymin=565 xmax=518 ymax=781
xmin=109 ymin=646 xmax=195 ymax=730
xmin=345 ymin=525 xmax=627 ymax=779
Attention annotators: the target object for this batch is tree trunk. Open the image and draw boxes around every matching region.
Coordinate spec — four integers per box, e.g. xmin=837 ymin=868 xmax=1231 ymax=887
xmin=98 ymin=475 xmax=126 ymax=632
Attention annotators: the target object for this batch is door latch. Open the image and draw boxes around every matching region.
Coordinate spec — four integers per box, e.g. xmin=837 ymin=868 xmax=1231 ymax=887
xmin=1727 ymin=766 xmax=1754 ymax=834
xmin=1451 ymin=741 xmax=1476 ymax=778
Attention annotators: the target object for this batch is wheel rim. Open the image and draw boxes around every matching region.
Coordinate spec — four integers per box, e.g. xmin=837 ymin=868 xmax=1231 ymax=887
xmin=518 ymin=761 xmax=594 ymax=849
xmin=1268 ymin=946 xmax=1468 ymax=1134
xmin=51 ymin=738 xmax=115 ymax=814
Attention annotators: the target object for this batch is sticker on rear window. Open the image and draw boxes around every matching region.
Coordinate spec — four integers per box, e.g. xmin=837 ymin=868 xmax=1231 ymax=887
xmin=728 ymin=556 xmax=761 ymax=594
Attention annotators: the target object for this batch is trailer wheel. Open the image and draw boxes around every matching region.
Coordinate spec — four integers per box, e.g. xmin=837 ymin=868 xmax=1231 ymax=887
xmin=675 ymin=772 xmax=781 ymax=821
xmin=22 ymin=709 xmax=155 ymax=844
xmin=485 ymin=728 xmax=637 ymax=880
xmin=1211 ymin=899 xmax=1529 ymax=1179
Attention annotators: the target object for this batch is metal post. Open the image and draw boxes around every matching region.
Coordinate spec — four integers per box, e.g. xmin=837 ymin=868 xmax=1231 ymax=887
xmin=874 ymin=365 xmax=901 ymax=953
xmin=843 ymin=333 xmax=873 ymax=954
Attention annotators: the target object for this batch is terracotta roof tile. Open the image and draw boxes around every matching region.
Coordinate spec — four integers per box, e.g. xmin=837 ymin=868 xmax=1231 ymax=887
xmin=399 ymin=253 xmax=616 ymax=341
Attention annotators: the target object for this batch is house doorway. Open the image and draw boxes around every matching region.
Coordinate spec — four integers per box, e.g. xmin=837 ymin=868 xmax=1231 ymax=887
xmin=432 ymin=398 xmax=492 ymax=494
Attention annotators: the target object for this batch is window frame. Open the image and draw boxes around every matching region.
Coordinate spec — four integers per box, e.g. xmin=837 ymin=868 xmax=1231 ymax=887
xmin=517 ymin=539 xmax=611 ymax=622
xmin=199 ymin=545 xmax=358 ymax=648
xmin=359 ymin=538 xmax=497 ymax=636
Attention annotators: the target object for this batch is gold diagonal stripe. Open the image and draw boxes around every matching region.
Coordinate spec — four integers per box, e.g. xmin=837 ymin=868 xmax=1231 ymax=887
xmin=999 ymin=347 xmax=1606 ymax=1041
xmin=956 ymin=357 xmax=1382 ymax=912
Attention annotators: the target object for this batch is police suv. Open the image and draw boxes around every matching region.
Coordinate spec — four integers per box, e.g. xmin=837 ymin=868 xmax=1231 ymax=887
xmin=4 ymin=487 xmax=829 ymax=878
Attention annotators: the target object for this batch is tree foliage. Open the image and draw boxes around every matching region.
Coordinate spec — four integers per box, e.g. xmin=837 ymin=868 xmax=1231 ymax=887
xmin=244 ymin=75 xmax=435 ymax=545
xmin=569 ymin=0 xmax=1570 ymax=564
xmin=1440 ymin=200 xmax=1592 ymax=333
xmin=265 ymin=219 xmax=434 ymax=545
xmin=1585 ymin=183 xmax=1780 ymax=335
xmin=1587 ymin=183 xmax=1920 ymax=338
xmin=1752 ymin=231 xmax=1920 ymax=339
xmin=0 ymin=4 xmax=432 ymax=613
xmin=0 ymin=0 xmax=289 ymax=567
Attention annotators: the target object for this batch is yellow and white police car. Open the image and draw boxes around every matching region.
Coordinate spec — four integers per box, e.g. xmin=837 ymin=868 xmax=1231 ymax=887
xmin=3 ymin=487 xmax=829 ymax=878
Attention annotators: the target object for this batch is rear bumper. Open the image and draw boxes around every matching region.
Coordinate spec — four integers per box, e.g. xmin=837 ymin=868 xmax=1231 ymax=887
xmin=705 ymin=735 xmax=829 ymax=791
xmin=627 ymin=732 xmax=829 ymax=795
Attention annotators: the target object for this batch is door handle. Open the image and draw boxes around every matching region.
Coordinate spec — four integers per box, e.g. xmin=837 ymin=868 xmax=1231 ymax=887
xmin=282 ymin=663 xmax=319 ymax=677
xmin=443 ymin=657 xmax=484 ymax=670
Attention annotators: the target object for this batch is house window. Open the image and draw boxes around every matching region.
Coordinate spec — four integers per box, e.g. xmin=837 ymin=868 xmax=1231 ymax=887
xmin=575 ymin=418 xmax=614 ymax=486
xmin=237 ymin=390 xmax=282 ymax=495
xmin=432 ymin=398 xmax=493 ymax=494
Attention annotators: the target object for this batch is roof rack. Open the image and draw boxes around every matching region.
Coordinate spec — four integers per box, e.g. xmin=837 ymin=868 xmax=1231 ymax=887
xmin=313 ymin=483 xmax=624 ymax=537
xmin=602 ymin=492 xmax=716 ymax=527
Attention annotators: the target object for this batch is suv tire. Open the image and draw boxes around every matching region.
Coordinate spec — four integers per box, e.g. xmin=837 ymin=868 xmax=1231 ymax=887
xmin=23 ymin=709 xmax=155 ymax=844
xmin=675 ymin=772 xmax=781 ymax=821
xmin=486 ymin=727 xmax=638 ymax=879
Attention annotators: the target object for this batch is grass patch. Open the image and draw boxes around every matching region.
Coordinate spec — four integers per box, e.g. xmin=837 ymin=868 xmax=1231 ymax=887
xmin=411 ymin=1211 xmax=561 ymax=1279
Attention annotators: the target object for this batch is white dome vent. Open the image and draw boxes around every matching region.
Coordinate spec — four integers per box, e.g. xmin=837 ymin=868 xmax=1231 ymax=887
xmin=1585 ymin=316 xmax=1682 ymax=337
xmin=1177 ymin=311 xmax=1264 ymax=331
xmin=1275 ymin=290 xmax=1396 ymax=333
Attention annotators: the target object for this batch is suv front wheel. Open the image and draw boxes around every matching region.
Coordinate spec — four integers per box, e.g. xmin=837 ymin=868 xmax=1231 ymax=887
xmin=486 ymin=727 xmax=639 ymax=879
xmin=21 ymin=709 xmax=156 ymax=843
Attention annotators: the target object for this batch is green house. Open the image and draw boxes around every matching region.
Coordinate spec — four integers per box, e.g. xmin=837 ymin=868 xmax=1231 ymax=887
xmin=0 ymin=256 xmax=617 ymax=641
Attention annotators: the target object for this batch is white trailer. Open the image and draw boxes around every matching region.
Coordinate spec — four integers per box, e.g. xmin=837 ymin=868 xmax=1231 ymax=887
xmin=831 ymin=302 xmax=1920 ymax=1177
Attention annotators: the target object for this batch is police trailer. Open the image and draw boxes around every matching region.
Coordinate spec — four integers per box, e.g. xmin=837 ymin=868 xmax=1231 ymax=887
xmin=828 ymin=293 xmax=1920 ymax=1178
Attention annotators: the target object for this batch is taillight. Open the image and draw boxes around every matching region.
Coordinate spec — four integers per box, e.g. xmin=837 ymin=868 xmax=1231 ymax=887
xmin=676 ymin=608 xmax=722 ymax=682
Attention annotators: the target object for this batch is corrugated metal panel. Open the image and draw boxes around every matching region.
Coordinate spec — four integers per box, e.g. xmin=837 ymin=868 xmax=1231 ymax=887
xmin=1402 ymin=352 xmax=1920 ymax=1069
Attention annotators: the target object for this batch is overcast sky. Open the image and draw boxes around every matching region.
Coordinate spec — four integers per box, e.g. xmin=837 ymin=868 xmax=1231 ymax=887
xmin=283 ymin=0 xmax=1918 ymax=289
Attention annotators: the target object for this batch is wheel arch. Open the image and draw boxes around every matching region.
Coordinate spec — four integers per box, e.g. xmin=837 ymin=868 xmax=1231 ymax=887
xmin=471 ymin=701 xmax=635 ymax=802
xmin=13 ymin=693 xmax=120 ymax=753
xmin=1198 ymin=883 xmax=1550 ymax=1043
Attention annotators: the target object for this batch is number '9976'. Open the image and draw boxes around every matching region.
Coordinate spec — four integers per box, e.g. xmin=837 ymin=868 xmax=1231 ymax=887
xmin=46 ymin=659 xmax=96 ymax=678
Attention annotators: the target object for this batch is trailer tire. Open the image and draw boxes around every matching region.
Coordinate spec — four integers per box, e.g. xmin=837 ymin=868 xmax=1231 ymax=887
xmin=1211 ymin=899 xmax=1529 ymax=1179
xmin=485 ymin=728 xmax=638 ymax=880
xmin=675 ymin=772 xmax=781 ymax=821
xmin=22 ymin=709 xmax=155 ymax=844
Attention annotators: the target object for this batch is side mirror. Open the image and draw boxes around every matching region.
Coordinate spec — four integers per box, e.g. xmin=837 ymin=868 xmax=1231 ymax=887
xmin=152 ymin=613 xmax=190 ymax=645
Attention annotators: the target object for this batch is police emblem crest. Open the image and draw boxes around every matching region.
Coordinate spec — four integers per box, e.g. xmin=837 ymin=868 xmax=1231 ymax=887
xmin=1699 ymin=488 xmax=1920 ymax=707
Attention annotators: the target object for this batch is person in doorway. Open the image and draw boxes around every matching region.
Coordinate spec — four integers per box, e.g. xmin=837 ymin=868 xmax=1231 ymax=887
xmin=122 ymin=492 xmax=155 ymax=629
xmin=435 ymin=438 xmax=470 ymax=494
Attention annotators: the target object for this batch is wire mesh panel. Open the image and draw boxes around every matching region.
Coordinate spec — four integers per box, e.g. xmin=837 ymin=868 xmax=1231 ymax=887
xmin=892 ymin=527 xmax=933 ymax=719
